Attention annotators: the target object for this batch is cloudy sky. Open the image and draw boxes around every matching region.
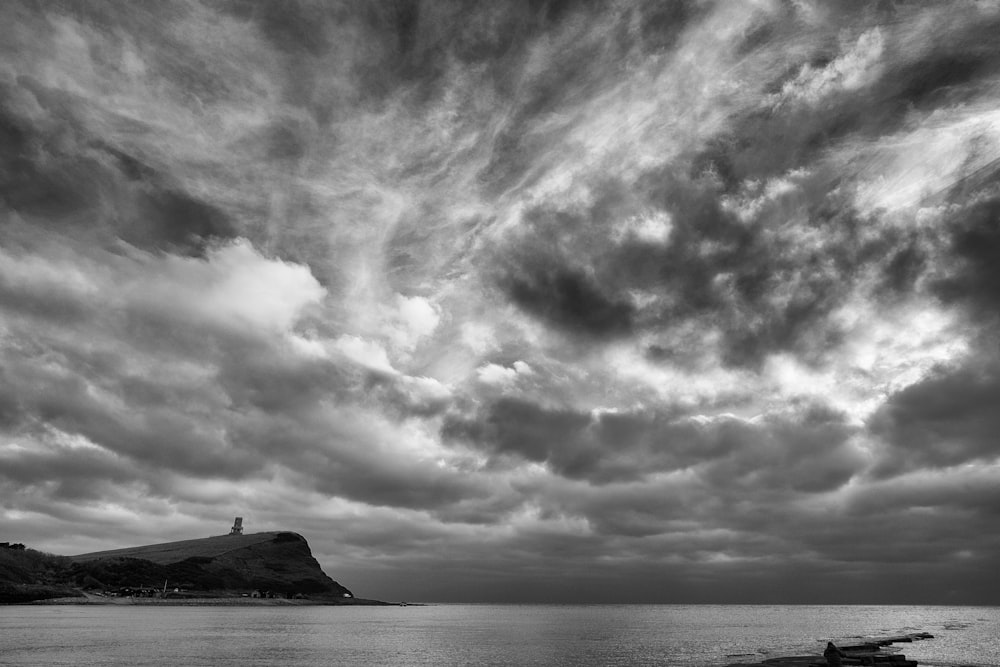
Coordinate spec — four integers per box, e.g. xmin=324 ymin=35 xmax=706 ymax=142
xmin=2 ymin=0 xmax=1000 ymax=604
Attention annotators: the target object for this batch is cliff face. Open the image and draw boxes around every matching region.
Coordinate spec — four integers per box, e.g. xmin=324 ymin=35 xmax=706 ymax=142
xmin=71 ymin=531 xmax=352 ymax=597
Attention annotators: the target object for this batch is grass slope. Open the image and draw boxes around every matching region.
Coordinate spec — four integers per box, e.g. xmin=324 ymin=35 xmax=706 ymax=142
xmin=72 ymin=532 xmax=282 ymax=565
xmin=0 ymin=546 xmax=82 ymax=602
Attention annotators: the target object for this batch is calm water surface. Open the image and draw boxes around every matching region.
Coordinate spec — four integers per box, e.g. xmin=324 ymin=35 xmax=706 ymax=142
xmin=0 ymin=604 xmax=997 ymax=666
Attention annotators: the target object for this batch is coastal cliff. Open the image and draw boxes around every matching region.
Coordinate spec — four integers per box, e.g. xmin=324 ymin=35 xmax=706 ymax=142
xmin=1 ymin=532 xmax=357 ymax=603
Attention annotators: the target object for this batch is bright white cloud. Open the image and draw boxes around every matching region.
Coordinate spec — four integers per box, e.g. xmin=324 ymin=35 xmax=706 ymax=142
xmin=126 ymin=239 xmax=326 ymax=334
xmin=852 ymin=105 xmax=1000 ymax=214
xmin=476 ymin=360 xmax=534 ymax=388
xmin=775 ymin=27 xmax=884 ymax=105
xmin=614 ymin=211 xmax=674 ymax=245
xmin=333 ymin=335 xmax=396 ymax=374
xmin=461 ymin=322 xmax=499 ymax=354
xmin=387 ymin=294 xmax=441 ymax=351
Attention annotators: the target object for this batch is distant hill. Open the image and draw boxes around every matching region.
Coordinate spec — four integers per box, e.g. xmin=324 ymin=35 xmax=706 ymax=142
xmin=1 ymin=532 xmax=355 ymax=603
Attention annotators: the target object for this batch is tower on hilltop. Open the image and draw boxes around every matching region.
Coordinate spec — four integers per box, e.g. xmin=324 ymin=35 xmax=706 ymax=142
xmin=229 ymin=517 xmax=243 ymax=535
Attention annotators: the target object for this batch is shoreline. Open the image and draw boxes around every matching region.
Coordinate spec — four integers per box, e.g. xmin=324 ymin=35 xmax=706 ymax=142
xmin=14 ymin=592 xmax=395 ymax=606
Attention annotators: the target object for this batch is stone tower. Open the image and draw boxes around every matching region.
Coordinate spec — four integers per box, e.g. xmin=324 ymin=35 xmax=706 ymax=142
xmin=229 ymin=517 xmax=243 ymax=535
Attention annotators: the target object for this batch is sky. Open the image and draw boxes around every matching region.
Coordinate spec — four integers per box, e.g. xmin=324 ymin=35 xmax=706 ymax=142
xmin=2 ymin=0 xmax=1000 ymax=604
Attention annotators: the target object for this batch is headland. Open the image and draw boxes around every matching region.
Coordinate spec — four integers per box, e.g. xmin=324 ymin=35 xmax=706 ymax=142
xmin=1 ymin=528 xmax=387 ymax=605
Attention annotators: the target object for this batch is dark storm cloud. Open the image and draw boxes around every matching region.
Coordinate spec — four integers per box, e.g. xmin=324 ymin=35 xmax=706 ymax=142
xmin=934 ymin=194 xmax=1000 ymax=315
xmin=501 ymin=266 xmax=636 ymax=340
xmin=494 ymin=169 xmax=867 ymax=365
xmin=444 ymin=398 xmax=862 ymax=489
xmin=0 ymin=72 xmax=237 ymax=256
xmin=0 ymin=441 xmax=138 ymax=502
xmin=493 ymin=190 xmax=640 ymax=340
xmin=865 ymin=187 xmax=1000 ymax=478
xmin=3 ymin=350 xmax=255 ymax=479
xmin=124 ymin=184 xmax=236 ymax=256
xmin=224 ymin=0 xmax=332 ymax=57
xmin=869 ymin=363 xmax=1000 ymax=476
xmin=0 ymin=82 xmax=101 ymax=219
xmin=230 ymin=404 xmax=482 ymax=511
xmin=877 ymin=230 xmax=928 ymax=296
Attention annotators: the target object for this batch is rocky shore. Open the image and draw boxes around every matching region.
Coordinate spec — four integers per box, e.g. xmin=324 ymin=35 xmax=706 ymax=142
xmin=724 ymin=632 xmax=936 ymax=667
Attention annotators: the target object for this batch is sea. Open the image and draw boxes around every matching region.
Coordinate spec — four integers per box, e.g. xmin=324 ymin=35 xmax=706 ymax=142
xmin=0 ymin=604 xmax=997 ymax=666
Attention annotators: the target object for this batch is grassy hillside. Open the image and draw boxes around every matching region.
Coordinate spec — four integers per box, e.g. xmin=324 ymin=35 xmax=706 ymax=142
xmin=72 ymin=532 xmax=283 ymax=564
xmin=0 ymin=545 xmax=84 ymax=602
